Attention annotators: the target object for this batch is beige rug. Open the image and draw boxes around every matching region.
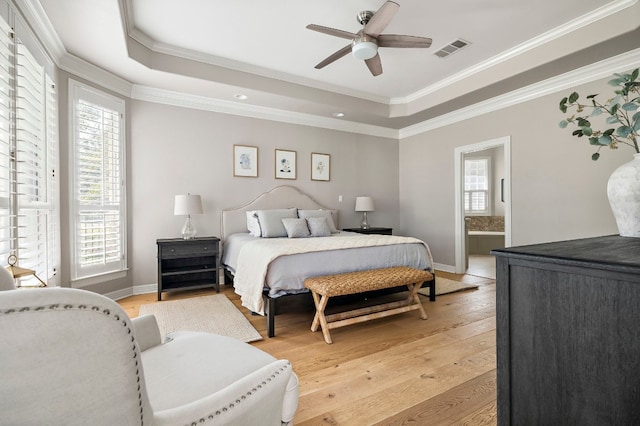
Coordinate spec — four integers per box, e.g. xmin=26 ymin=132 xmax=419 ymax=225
xmin=418 ymin=276 xmax=478 ymax=297
xmin=138 ymin=294 xmax=262 ymax=342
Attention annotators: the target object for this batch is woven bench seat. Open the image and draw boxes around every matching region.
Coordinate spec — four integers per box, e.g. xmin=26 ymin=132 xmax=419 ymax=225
xmin=304 ymin=266 xmax=433 ymax=344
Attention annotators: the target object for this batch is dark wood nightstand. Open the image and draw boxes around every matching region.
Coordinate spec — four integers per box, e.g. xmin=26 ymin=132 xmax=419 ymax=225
xmin=156 ymin=237 xmax=220 ymax=301
xmin=342 ymin=227 xmax=393 ymax=235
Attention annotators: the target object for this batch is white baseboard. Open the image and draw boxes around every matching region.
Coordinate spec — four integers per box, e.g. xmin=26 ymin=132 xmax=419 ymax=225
xmin=433 ymin=263 xmax=456 ymax=274
xmin=106 ymin=283 xmax=158 ymax=301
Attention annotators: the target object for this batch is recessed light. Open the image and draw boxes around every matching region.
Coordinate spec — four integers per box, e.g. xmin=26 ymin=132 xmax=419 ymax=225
xmin=234 ymin=94 xmax=248 ymax=100
xmin=333 ymin=112 xmax=345 ymax=118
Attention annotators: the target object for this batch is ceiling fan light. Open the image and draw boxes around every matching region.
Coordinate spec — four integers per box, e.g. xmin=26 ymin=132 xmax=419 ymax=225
xmin=352 ymin=41 xmax=377 ymax=60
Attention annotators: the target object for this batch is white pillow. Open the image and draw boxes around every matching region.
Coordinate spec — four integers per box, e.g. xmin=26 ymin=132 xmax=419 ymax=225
xmin=246 ymin=211 xmax=261 ymax=237
xmin=298 ymin=209 xmax=338 ymax=233
xmin=306 ymin=217 xmax=331 ymax=237
xmin=281 ymin=218 xmax=310 ymax=238
xmin=256 ymin=208 xmax=298 ymax=238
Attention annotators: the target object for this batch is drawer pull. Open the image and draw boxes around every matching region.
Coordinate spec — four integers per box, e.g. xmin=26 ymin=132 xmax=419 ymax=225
xmin=170 ymin=248 xmax=175 ymax=253
xmin=203 ymin=246 xmax=208 ymax=250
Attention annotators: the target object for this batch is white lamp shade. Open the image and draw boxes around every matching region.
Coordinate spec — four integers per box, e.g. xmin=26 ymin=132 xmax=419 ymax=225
xmin=174 ymin=194 xmax=203 ymax=215
xmin=355 ymin=196 xmax=375 ymax=212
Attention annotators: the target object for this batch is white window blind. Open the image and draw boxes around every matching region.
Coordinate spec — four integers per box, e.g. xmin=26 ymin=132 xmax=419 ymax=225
xmin=70 ymin=80 xmax=126 ymax=282
xmin=0 ymin=13 xmax=59 ymax=287
xmin=0 ymin=16 xmax=12 ymax=265
xmin=464 ymin=158 xmax=490 ymax=215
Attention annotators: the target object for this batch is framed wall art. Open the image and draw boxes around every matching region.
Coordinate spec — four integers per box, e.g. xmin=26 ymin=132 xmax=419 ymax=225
xmin=275 ymin=149 xmax=296 ymax=180
xmin=311 ymin=152 xmax=330 ymax=181
xmin=233 ymin=145 xmax=258 ymax=177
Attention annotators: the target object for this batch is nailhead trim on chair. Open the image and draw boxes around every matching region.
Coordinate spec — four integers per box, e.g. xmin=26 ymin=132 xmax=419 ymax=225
xmin=185 ymin=362 xmax=292 ymax=426
xmin=1 ymin=302 xmax=147 ymax=425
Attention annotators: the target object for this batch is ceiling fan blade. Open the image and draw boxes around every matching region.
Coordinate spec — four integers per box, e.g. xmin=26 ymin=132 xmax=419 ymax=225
xmin=364 ymin=1 xmax=400 ymax=37
xmin=314 ymin=44 xmax=352 ymax=69
xmin=306 ymin=24 xmax=357 ymax=40
xmin=365 ymin=53 xmax=383 ymax=76
xmin=377 ymin=34 xmax=432 ymax=48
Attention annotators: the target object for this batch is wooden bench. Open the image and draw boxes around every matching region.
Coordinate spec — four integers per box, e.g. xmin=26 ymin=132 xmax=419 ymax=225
xmin=303 ymin=266 xmax=434 ymax=344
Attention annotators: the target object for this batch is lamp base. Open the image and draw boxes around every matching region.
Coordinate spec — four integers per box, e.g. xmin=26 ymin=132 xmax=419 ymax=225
xmin=361 ymin=212 xmax=370 ymax=229
xmin=181 ymin=215 xmax=197 ymax=239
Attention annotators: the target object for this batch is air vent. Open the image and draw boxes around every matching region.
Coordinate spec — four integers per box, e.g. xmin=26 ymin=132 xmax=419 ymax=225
xmin=434 ymin=39 xmax=470 ymax=58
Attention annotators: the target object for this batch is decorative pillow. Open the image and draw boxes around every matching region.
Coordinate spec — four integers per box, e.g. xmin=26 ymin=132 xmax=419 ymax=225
xmin=298 ymin=209 xmax=338 ymax=233
xmin=306 ymin=217 xmax=331 ymax=237
xmin=255 ymin=208 xmax=298 ymax=238
xmin=281 ymin=218 xmax=310 ymax=238
xmin=246 ymin=211 xmax=261 ymax=237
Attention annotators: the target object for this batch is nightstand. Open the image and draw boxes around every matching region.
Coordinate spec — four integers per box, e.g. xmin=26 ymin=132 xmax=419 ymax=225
xmin=342 ymin=227 xmax=393 ymax=235
xmin=156 ymin=237 xmax=220 ymax=301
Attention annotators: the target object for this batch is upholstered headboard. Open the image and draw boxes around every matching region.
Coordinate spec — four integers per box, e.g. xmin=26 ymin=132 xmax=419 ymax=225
xmin=220 ymin=186 xmax=338 ymax=240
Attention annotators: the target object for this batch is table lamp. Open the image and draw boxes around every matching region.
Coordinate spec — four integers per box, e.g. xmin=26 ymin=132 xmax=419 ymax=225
xmin=174 ymin=194 xmax=203 ymax=239
xmin=355 ymin=196 xmax=375 ymax=229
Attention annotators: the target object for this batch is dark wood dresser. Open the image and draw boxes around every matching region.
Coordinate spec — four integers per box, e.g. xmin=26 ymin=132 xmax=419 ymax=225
xmin=491 ymin=235 xmax=640 ymax=425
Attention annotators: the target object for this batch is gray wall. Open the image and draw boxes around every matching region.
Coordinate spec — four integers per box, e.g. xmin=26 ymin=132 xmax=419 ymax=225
xmin=399 ymin=75 xmax=628 ymax=268
xmin=58 ymin=69 xmax=634 ymax=292
xmin=129 ymin=100 xmax=399 ymax=288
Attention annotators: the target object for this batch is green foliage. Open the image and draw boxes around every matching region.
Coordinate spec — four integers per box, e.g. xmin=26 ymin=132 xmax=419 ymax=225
xmin=559 ymin=68 xmax=640 ymax=160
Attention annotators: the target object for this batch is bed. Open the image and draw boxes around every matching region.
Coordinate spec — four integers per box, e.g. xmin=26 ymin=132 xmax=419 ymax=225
xmin=220 ymin=186 xmax=435 ymax=337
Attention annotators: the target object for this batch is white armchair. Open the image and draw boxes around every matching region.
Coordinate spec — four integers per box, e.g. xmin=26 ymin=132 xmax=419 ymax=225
xmin=0 ymin=287 xmax=298 ymax=425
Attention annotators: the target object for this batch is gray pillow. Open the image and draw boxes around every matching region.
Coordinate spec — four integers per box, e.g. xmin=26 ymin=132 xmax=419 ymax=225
xmin=298 ymin=209 xmax=338 ymax=233
xmin=256 ymin=208 xmax=298 ymax=238
xmin=281 ymin=218 xmax=310 ymax=238
xmin=306 ymin=217 xmax=331 ymax=237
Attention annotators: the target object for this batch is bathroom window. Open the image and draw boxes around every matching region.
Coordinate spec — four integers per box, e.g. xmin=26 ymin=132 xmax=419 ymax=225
xmin=464 ymin=158 xmax=490 ymax=215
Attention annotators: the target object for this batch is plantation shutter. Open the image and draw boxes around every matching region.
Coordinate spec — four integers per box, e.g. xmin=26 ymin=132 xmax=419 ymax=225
xmin=15 ymin=41 xmax=57 ymax=285
xmin=71 ymin=82 xmax=126 ymax=281
xmin=0 ymin=16 xmax=12 ymax=264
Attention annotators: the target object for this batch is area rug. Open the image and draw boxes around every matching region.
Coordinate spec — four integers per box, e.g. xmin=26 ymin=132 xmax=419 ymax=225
xmin=138 ymin=294 xmax=262 ymax=342
xmin=418 ymin=276 xmax=478 ymax=297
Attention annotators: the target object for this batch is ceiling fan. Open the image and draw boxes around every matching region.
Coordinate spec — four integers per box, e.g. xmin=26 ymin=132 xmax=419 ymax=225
xmin=306 ymin=1 xmax=432 ymax=76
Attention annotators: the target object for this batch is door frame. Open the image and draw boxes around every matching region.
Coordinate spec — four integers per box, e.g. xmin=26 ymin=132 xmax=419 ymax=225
xmin=454 ymin=136 xmax=512 ymax=274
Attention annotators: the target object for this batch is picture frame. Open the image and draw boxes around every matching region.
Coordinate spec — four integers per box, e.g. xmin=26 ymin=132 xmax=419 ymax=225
xmin=233 ymin=145 xmax=258 ymax=177
xmin=275 ymin=149 xmax=296 ymax=180
xmin=311 ymin=152 xmax=330 ymax=181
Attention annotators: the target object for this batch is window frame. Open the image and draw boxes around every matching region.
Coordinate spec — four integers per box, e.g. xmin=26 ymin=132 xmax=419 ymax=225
xmin=464 ymin=157 xmax=492 ymax=216
xmin=69 ymin=79 xmax=127 ymax=286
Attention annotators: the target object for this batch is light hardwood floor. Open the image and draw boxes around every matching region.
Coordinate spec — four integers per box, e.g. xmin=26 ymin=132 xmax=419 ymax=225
xmin=118 ymin=271 xmax=497 ymax=425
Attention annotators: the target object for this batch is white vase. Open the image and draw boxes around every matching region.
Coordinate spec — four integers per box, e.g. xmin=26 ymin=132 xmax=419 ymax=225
xmin=607 ymin=153 xmax=640 ymax=237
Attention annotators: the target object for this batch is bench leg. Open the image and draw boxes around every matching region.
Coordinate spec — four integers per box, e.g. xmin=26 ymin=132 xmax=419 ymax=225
xmin=408 ymin=283 xmax=428 ymax=319
xmin=311 ymin=291 xmax=332 ymax=344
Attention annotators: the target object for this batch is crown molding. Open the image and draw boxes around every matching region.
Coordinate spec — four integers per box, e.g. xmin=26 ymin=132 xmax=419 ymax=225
xmin=59 ymin=53 xmax=132 ymax=98
xmin=130 ymin=85 xmax=399 ymax=139
xmin=400 ymin=49 xmax=640 ymax=139
xmin=391 ymin=0 xmax=638 ymax=106
xmin=13 ymin=0 xmax=65 ymax=61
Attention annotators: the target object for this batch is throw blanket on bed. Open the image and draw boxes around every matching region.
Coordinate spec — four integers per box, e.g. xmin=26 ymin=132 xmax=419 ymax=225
xmin=233 ymin=234 xmax=433 ymax=314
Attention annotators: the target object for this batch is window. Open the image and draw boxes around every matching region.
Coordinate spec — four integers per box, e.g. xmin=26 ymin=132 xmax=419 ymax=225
xmin=0 ymin=14 xmax=59 ymax=287
xmin=70 ymin=80 xmax=126 ymax=283
xmin=464 ymin=158 xmax=491 ymax=215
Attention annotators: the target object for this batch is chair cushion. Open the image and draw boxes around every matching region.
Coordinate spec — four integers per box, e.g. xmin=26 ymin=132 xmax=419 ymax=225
xmin=142 ymin=331 xmax=290 ymax=410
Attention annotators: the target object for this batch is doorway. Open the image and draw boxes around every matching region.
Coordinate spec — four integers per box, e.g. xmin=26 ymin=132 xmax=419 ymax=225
xmin=454 ymin=137 xmax=511 ymax=276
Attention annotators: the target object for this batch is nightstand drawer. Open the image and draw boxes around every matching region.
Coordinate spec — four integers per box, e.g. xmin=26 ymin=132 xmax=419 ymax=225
xmin=159 ymin=241 xmax=217 ymax=257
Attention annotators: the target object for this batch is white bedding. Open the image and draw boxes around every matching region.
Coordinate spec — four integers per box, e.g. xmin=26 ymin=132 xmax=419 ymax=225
xmin=226 ymin=232 xmax=433 ymax=314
